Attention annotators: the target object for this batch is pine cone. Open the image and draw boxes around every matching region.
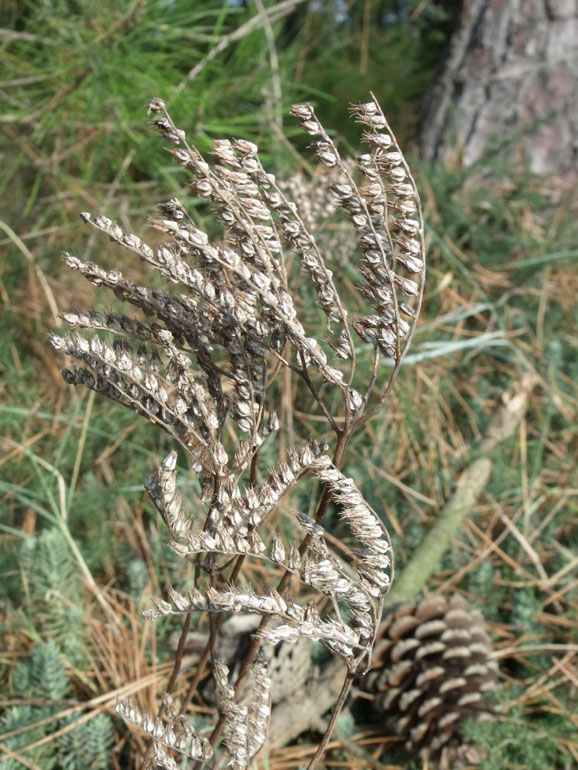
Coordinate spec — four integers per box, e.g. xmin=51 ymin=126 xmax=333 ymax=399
xmin=177 ymin=614 xmax=313 ymax=707
xmin=365 ymin=594 xmax=498 ymax=768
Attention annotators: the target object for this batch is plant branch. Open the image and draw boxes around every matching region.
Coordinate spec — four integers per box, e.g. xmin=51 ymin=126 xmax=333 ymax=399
xmin=306 ymin=672 xmax=355 ymax=770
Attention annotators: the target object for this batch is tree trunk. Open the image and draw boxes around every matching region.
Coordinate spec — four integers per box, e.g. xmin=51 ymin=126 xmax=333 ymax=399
xmin=416 ymin=0 xmax=578 ymax=178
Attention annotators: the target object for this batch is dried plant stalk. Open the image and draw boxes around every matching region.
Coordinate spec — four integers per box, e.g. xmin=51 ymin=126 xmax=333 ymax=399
xmin=50 ymin=94 xmax=425 ymax=769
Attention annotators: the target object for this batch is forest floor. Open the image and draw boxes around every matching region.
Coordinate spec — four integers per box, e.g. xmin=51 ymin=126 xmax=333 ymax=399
xmin=1 ymin=3 xmax=577 ymax=769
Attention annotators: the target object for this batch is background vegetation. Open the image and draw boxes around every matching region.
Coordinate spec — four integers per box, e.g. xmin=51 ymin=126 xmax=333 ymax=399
xmin=1 ymin=1 xmax=576 ymax=768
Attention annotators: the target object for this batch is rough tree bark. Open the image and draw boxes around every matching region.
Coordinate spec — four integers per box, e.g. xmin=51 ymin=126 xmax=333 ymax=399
xmin=416 ymin=0 xmax=578 ymax=178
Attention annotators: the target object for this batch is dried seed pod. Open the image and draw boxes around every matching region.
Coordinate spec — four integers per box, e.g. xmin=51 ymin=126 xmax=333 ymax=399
xmin=50 ymin=94 xmax=426 ymax=770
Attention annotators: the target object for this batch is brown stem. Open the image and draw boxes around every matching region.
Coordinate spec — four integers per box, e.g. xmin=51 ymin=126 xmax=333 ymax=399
xmin=298 ymin=352 xmax=340 ymax=434
xmin=306 ymin=672 xmax=355 ymax=770
xmin=180 ymin=635 xmax=212 ymax=715
xmin=164 ymin=613 xmax=192 ymax=695
xmin=180 ymin=554 xmax=247 ymax=714
xmin=250 ymin=449 xmax=260 ymax=486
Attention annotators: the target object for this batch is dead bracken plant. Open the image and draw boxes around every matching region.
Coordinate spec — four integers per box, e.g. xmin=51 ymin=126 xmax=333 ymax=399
xmin=49 ymin=95 xmax=425 ymax=769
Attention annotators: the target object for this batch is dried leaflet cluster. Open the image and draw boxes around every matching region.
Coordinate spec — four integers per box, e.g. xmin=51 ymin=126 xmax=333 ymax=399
xmin=50 ymin=96 xmax=425 ymax=769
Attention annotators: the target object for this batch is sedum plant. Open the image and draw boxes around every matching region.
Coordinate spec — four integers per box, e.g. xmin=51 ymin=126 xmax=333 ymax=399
xmin=50 ymin=95 xmax=425 ymax=769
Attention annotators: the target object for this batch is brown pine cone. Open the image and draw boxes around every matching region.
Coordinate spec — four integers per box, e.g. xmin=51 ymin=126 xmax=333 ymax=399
xmin=175 ymin=614 xmax=313 ymax=707
xmin=365 ymin=594 xmax=498 ymax=768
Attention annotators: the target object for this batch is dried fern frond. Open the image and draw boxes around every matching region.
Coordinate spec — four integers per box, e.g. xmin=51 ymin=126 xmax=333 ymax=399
xmin=291 ymin=99 xmax=425 ymax=366
xmin=50 ymin=95 xmax=425 ymax=769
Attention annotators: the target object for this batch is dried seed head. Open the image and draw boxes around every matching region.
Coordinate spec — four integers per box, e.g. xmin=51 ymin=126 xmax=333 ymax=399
xmin=50 ymin=95 xmax=428 ymax=767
